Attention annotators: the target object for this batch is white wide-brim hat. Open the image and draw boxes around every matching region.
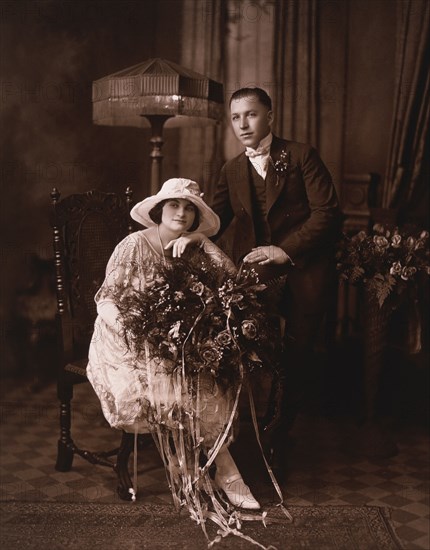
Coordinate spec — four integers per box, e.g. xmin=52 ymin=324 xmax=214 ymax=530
xmin=130 ymin=178 xmax=220 ymax=237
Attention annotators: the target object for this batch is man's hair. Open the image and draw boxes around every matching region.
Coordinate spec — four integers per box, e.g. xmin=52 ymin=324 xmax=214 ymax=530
xmin=149 ymin=199 xmax=200 ymax=232
xmin=229 ymin=87 xmax=272 ymax=110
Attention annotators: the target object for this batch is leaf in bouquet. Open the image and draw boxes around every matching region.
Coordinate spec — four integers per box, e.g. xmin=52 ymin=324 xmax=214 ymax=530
xmin=371 ymin=273 xmax=396 ymax=307
xmin=248 ymin=283 xmax=268 ymax=293
xmin=350 ymin=266 xmax=365 ymax=283
xmin=247 ymin=350 xmax=263 ymax=363
xmin=376 ymin=286 xmax=392 ymax=307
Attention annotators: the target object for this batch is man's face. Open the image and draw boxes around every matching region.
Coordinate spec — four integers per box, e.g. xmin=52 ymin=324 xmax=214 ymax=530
xmin=230 ymin=95 xmax=273 ymax=149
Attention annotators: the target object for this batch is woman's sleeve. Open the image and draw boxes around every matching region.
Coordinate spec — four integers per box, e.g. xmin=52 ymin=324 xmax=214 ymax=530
xmin=201 ymin=239 xmax=237 ymax=276
xmin=95 ymin=234 xmax=141 ymax=333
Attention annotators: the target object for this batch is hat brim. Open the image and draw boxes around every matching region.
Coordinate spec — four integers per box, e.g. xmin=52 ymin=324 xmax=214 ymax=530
xmin=130 ymin=194 xmax=220 ymax=237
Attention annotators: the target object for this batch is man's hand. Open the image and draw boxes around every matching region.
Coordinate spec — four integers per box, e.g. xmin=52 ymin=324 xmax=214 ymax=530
xmin=243 ymin=245 xmax=290 ymax=265
xmin=164 ymin=232 xmax=207 ymax=258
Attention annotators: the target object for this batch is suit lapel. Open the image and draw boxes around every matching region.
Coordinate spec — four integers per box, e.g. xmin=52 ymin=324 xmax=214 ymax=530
xmin=266 ymin=135 xmax=288 ymax=213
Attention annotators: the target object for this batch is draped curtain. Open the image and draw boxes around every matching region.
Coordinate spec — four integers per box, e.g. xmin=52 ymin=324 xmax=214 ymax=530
xmin=222 ymin=0 xmax=276 ymax=163
xmin=273 ymin=0 xmax=319 ymax=147
xmin=382 ymin=0 xmax=430 ymax=227
xmin=178 ymin=0 xmax=226 ymax=198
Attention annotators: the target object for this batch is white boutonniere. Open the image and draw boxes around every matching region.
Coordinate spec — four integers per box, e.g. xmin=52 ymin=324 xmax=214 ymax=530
xmin=269 ymin=149 xmax=291 ymax=185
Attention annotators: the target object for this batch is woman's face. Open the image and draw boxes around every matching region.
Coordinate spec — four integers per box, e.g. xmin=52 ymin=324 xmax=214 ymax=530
xmin=161 ymin=199 xmax=197 ymax=233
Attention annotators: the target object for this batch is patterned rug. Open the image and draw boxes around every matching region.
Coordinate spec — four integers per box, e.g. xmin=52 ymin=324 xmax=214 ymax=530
xmin=0 ymin=501 xmax=404 ymax=549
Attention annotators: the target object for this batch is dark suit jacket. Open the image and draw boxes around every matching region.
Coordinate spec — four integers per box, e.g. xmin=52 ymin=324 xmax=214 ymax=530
xmin=211 ymin=135 xmax=341 ymax=269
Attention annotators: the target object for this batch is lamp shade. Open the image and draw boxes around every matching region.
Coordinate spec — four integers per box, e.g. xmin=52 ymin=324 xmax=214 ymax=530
xmin=92 ymin=58 xmax=224 ymax=128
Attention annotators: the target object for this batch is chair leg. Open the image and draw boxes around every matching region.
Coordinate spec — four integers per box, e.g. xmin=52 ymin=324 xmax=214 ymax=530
xmin=55 ymin=400 xmax=74 ymax=471
xmin=115 ymin=431 xmax=134 ymax=501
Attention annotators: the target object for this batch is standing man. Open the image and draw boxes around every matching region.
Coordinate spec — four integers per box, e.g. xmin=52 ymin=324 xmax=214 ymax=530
xmin=211 ymin=87 xmax=341 ymax=466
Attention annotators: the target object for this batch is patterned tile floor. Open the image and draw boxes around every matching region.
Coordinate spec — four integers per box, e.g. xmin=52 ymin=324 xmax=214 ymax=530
xmin=0 ymin=378 xmax=428 ymax=549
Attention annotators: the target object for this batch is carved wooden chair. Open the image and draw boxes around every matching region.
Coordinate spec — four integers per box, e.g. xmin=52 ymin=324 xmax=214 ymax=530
xmin=50 ymin=187 xmax=137 ymax=500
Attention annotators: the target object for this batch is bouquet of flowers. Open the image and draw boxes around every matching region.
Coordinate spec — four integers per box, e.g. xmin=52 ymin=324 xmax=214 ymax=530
xmin=336 ymin=224 xmax=430 ymax=307
xmin=116 ymin=249 xmax=278 ymax=387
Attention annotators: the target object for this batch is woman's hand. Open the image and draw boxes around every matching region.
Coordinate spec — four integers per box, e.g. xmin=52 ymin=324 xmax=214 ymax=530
xmin=243 ymin=245 xmax=290 ymax=265
xmin=164 ymin=232 xmax=208 ymax=258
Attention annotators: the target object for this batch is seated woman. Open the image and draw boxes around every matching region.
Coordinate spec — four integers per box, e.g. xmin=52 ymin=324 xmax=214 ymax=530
xmin=87 ymin=178 xmax=260 ymax=524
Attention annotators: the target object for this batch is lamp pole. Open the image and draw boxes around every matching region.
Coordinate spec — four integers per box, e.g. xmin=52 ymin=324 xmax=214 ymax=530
xmin=144 ymin=114 xmax=173 ymax=195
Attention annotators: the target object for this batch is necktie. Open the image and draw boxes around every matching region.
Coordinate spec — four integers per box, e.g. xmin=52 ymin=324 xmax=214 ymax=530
xmin=245 ymin=145 xmax=270 ymax=158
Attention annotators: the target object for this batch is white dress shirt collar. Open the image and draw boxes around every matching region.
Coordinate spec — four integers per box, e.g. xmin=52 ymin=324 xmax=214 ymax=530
xmin=245 ymin=132 xmax=273 ymax=180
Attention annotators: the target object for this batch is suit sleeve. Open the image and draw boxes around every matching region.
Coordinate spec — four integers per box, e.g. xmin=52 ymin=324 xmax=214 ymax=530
xmin=279 ymin=146 xmax=340 ymax=260
xmin=210 ymin=164 xmax=235 ymax=240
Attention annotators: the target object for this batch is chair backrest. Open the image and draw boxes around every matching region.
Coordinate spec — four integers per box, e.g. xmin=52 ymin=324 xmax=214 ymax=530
xmin=50 ymin=188 xmax=134 ymax=362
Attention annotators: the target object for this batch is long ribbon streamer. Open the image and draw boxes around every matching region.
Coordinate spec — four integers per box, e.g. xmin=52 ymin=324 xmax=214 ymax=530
xmin=247 ymin=380 xmax=293 ymax=522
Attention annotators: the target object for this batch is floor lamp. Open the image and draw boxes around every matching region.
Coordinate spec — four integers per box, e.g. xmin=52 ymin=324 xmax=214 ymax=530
xmin=92 ymin=58 xmax=224 ymax=194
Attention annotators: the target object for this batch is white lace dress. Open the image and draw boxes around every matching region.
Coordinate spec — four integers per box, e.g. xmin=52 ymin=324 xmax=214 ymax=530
xmin=87 ymin=230 xmax=237 ymax=445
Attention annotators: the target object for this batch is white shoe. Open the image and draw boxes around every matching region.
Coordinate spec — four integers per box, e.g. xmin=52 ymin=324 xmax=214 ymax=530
xmin=214 ymin=472 xmax=260 ymax=510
